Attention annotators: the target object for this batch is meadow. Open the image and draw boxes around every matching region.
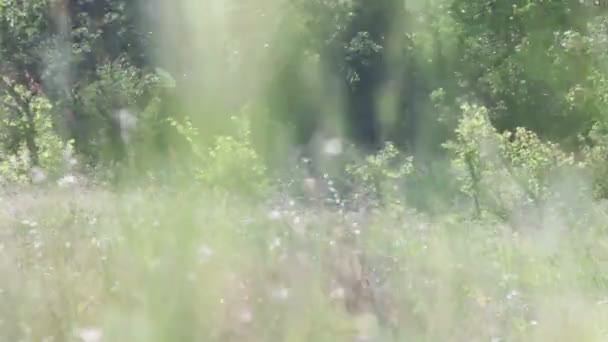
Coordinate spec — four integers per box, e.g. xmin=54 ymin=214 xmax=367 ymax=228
xmin=1 ymin=158 xmax=608 ymax=342
xmin=3 ymin=1 xmax=608 ymax=341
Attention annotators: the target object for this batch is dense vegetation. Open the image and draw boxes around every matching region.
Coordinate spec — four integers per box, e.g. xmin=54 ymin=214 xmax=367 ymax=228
xmin=2 ymin=1 xmax=608 ymax=341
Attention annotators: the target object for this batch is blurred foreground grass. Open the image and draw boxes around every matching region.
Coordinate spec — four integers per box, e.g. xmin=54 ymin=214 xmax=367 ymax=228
xmin=1 ymin=185 xmax=608 ymax=342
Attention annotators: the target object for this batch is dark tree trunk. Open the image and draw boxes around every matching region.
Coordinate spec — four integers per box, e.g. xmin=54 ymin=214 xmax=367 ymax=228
xmin=23 ymin=103 xmax=40 ymax=166
xmin=347 ymin=80 xmax=379 ymax=150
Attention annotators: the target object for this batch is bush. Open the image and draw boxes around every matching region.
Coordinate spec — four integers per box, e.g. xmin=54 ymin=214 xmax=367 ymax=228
xmin=582 ymin=122 xmax=608 ymax=199
xmin=444 ymin=102 xmax=581 ymax=219
xmin=78 ymin=59 xmax=169 ymax=166
xmin=170 ymin=114 xmax=270 ymax=197
xmin=30 ymin=96 xmax=73 ymax=176
xmin=0 ymin=86 xmax=72 ymax=185
xmin=346 ymin=141 xmax=413 ymax=205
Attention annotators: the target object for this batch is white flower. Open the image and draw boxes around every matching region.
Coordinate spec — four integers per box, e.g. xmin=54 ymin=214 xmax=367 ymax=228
xmin=57 ymin=174 xmax=77 ymax=187
xmin=269 ymin=237 xmax=281 ymax=251
xmin=323 ymin=138 xmax=343 ymax=156
xmin=21 ymin=220 xmax=38 ymax=227
xmin=270 ymin=286 xmax=290 ymax=300
xmin=29 ymin=167 xmax=47 ymax=184
xmin=237 ymin=307 xmax=253 ymax=323
xmin=197 ymin=245 xmax=214 ymax=263
xmin=268 ymin=210 xmax=281 ymax=220
xmin=77 ymin=327 xmax=103 ymax=342
xmin=329 ymin=287 xmax=345 ymax=300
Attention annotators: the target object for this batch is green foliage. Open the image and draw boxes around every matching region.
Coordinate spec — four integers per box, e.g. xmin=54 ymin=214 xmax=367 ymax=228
xmin=3 ymin=184 xmax=608 ymax=341
xmin=0 ymin=82 xmax=71 ymax=184
xmin=346 ymin=141 xmax=412 ymax=197
xmin=0 ymin=0 xmax=154 ymax=173
xmin=30 ymin=97 xmax=72 ymax=176
xmin=80 ymin=59 xmax=144 ymax=111
xmin=444 ymin=102 xmax=580 ymax=218
xmin=0 ymin=0 xmax=53 ymax=69
xmin=170 ymin=114 xmax=270 ymax=197
xmin=2 ymin=0 xmax=608 ymax=191
xmin=0 ymin=143 xmax=32 ymax=184
xmin=5 ymin=2 xmax=608 ymax=340
xmin=167 ymin=115 xmax=202 ymax=159
xmin=77 ymin=59 xmax=168 ymax=166
xmin=582 ymin=122 xmax=608 ymax=199
xmin=443 ymin=103 xmax=502 ymax=214
xmin=502 ymin=127 xmax=579 ymax=201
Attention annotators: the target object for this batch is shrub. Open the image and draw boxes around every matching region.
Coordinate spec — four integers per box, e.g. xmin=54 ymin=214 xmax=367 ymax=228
xmin=78 ymin=59 xmax=169 ymax=166
xmin=444 ymin=102 xmax=580 ymax=219
xmin=0 ymin=86 xmax=72 ymax=185
xmin=30 ymin=96 xmax=72 ymax=176
xmin=346 ymin=141 xmax=413 ymax=205
xmin=170 ymin=114 xmax=270 ymax=197
xmin=582 ymin=122 xmax=608 ymax=199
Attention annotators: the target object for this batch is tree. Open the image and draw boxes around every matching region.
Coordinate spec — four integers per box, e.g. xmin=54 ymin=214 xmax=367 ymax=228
xmin=0 ymin=0 xmax=165 ymax=173
xmin=448 ymin=0 xmax=599 ymax=145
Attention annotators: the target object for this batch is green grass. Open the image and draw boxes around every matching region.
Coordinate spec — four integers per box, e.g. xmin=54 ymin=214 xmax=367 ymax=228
xmin=1 ymin=184 xmax=608 ymax=342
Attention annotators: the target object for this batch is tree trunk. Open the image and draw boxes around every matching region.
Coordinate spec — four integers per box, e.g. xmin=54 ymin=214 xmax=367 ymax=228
xmin=23 ymin=102 xmax=39 ymax=166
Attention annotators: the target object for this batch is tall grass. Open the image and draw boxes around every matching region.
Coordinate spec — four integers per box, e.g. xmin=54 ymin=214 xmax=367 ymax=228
xmin=1 ymin=182 xmax=607 ymax=341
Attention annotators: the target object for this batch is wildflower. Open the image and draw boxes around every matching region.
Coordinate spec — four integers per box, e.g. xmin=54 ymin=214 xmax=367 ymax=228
xmin=270 ymin=286 xmax=290 ymax=300
xmin=57 ymin=174 xmax=77 ymax=187
xmin=323 ymin=138 xmax=343 ymax=156
xmin=329 ymin=287 xmax=345 ymax=300
xmin=91 ymin=238 xmax=101 ymax=248
xmin=237 ymin=307 xmax=253 ymax=323
xmin=269 ymin=237 xmax=281 ymax=251
xmin=29 ymin=166 xmax=47 ymax=184
xmin=21 ymin=220 xmax=38 ymax=227
xmin=268 ymin=210 xmax=281 ymax=220
xmin=77 ymin=327 xmax=103 ymax=342
xmin=506 ymin=290 xmax=519 ymax=300
xmin=197 ymin=245 xmax=214 ymax=263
